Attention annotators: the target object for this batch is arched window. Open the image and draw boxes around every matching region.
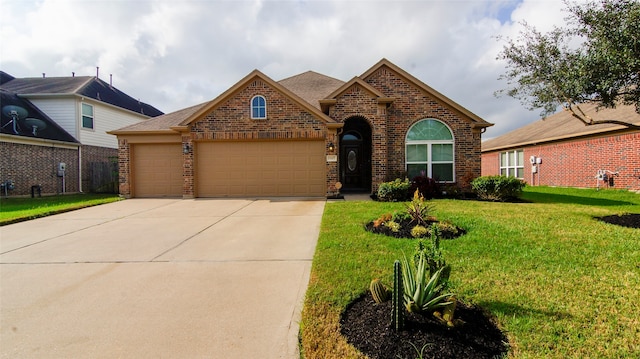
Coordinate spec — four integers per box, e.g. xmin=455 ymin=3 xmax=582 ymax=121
xmin=405 ymin=119 xmax=454 ymax=182
xmin=251 ymin=95 xmax=266 ymax=119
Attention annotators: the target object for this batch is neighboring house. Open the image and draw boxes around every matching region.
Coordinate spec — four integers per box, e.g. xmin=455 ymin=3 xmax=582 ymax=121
xmin=110 ymin=59 xmax=492 ymax=198
xmin=1 ymin=71 xmax=163 ymax=196
xmin=481 ymin=103 xmax=640 ymax=191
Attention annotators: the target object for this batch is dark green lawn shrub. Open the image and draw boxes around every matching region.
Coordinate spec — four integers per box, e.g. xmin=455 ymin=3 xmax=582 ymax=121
xmin=471 ymin=175 xmax=526 ymax=202
xmin=377 ymin=178 xmax=410 ymax=202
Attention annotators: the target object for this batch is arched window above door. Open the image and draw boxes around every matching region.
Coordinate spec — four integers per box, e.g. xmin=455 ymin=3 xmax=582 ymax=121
xmin=341 ymin=131 xmax=362 ymax=142
xmin=405 ymin=119 xmax=454 ymax=182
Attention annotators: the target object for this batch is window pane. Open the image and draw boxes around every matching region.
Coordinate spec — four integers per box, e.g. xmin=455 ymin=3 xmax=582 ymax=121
xmin=432 ymin=144 xmax=452 ymax=161
xmin=432 ymin=163 xmax=453 ymax=182
xmin=500 ymin=168 xmax=507 ymax=176
xmin=509 ymin=151 xmax=515 ymax=166
xmin=517 ymin=150 xmax=524 ymax=166
xmin=82 ymin=116 xmax=93 ymax=129
xmin=407 ymin=164 xmax=426 ymax=179
xmin=407 ymin=119 xmax=452 ymax=141
xmin=406 ymin=144 xmax=427 ymax=162
xmin=500 ymin=152 xmax=507 ymax=167
xmin=82 ymin=103 xmax=93 ymax=116
xmin=517 ymin=168 xmax=524 ymax=178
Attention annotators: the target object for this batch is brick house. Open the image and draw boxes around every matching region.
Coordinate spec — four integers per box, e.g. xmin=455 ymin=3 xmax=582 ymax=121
xmin=1 ymin=71 xmax=163 ymax=196
xmin=481 ymin=103 xmax=640 ymax=191
xmin=110 ymin=59 xmax=492 ymax=198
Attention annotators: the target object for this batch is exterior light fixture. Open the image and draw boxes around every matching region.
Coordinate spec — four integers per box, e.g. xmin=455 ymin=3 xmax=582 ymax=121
xmin=183 ymin=143 xmax=192 ymax=154
xmin=328 ymin=142 xmax=335 ymax=152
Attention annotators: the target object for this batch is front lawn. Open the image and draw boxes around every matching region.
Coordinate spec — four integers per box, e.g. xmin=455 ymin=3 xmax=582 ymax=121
xmin=0 ymin=194 xmax=121 ymax=225
xmin=300 ymin=187 xmax=640 ymax=358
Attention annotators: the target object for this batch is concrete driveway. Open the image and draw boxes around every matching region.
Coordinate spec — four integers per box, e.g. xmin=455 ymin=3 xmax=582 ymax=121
xmin=0 ymin=198 xmax=325 ymax=358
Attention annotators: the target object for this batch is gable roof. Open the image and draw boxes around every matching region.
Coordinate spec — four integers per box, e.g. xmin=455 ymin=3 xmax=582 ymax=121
xmin=482 ymin=103 xmax=640 ymax=152
xmin=326 ymin=76 xmax=389 ymax=99
xmin=0 ymin=73 xmax=164 ymax=117
xmin=361 ymin=58 xmax=493 ymax=129
xmin=177 ymin=69 xmax=340 ymax=128
xmin=1 ymin=88 xmax=78 ymax=143
xmin=278 ymin=71 xmax=344 ymax=110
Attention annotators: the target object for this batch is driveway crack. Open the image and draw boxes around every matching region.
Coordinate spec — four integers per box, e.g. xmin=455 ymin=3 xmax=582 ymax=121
xmin=149 ymin=199 xmax=256 ymax=261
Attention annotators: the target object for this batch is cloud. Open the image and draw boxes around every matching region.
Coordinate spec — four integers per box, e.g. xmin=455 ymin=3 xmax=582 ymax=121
xmin=0 ymin=0 xmax=580 ymax=138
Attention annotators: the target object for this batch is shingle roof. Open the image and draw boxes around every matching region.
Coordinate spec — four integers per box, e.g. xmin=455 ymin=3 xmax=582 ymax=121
xmin=482 ymin=103 xmax=640 ymax=152
xmin=278 ymin=71 xmax=345 ymax=109
xmin=1 ymin=74 xmax=164 ymax=117
xmin=109 ymin=102 xmax=208 ymax=133
xmin=0 ymin=88 xmax=78 ymax=143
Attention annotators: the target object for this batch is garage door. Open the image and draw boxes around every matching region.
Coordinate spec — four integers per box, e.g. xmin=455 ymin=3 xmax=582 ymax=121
xmin=196 ymin=141 xmax=325 ymax=197
xmin=132 ymin=143 xmax=183 ymax=197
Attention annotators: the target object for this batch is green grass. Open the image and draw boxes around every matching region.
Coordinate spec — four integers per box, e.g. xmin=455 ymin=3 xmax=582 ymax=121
xmin=0 ymin=194 xmax=122 ymax=225
xmin=300 ymin=187 xmax=640 ymax=359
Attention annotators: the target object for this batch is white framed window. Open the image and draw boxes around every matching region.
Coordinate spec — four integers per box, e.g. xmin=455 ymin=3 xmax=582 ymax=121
xmin=81 ymin=103 xmax=94 ymax=129
xmin=500 ymin=150 xmax=524 ymax=178
xmin=405 ymin=119 xmax=454 ymax=182
xmin=251 ymin=95 xmax=266 ymax=119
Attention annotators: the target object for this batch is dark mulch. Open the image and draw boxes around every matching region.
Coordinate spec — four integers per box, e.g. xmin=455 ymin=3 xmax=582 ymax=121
xmin=341 ymin=294 xmax=508 ymax=359
xmin=365 ymin=219 xmax=466 ymax=240
xmin=595 ymin=213 xmax=640 ymax=229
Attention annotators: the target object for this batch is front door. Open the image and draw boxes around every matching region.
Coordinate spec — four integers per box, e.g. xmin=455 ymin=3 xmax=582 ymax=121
xmin=340 ymin=127 xmax=371 ymax=191
xmin=342 ymin=142 xmax=364 ymax=188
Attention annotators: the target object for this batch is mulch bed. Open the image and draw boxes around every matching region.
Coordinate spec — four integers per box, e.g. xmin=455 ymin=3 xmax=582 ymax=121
xmin=365 ymin=219 xmax=466 ymax=240
xmin=340 ymin=294 xmax=508 ymax=359
xmin=595 ymin=213 xmax=640 ymax=229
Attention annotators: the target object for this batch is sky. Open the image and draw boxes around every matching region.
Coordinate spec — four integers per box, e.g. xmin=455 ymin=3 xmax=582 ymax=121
xmin=0 ymin=0 xmax=577 ymax=139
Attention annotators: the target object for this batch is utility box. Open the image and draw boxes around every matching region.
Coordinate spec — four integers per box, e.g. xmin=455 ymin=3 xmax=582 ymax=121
xmin=57 ymin=162 xmax=66 ymax=177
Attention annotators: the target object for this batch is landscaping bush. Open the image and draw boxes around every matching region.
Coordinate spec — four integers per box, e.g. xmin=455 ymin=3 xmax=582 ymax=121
xmin=471 ymin=175 xmax=526 ymax=202
xmin=377 ymin=178 xmax=410 ymax=202
xmin=409 ymin=175 xmax=439 ymax=200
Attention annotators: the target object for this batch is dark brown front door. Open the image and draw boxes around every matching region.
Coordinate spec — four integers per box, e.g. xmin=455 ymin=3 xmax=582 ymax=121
xmin=341 ymin=142 xmax=364 ymax=188
xmin=340 ymin=123 xmax=371 ymax=191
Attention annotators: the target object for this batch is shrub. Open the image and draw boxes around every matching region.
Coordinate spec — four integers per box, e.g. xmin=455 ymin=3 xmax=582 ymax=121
xmin=377 ymin=178 xmax=410 ymax=202
xmin=392 ymin=211 xmax=412 ymax=223
xmin=416 ymin=224 xmax=451 ymax=286
xmin=405 ymin=189 xmax=434 ymax=226
xmin=400 ymin=252 xmax=453 ymax=314
xmin=386 ymin=221 xmax=401 ymax=233
xmin=409 ymin=175 xmax=439 ymax=200
xmin=411 ymin=225 xmax=428 ymax=238
xmin=373 ymin=213 xmax=393 ymax=227
xmin=471 ymin=175 xmax=526 ymax=202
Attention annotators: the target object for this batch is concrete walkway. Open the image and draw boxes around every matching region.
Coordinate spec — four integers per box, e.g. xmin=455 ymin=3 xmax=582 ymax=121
xmin=0 ymin=198 xmax=325 ymax=358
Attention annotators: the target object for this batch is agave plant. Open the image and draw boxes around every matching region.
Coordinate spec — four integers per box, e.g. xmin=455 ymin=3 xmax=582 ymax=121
xmin=400 ymin=252 xmax=453 ymax=314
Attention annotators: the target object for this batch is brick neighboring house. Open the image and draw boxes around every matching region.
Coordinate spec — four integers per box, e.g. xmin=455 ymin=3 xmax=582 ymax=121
xmin=1 ymin=71 xmax=163 ymax=196
xmin=110 ymin=59 xmax=493 ymax=198
xmin=481 ymin=103 xmax=640 ymax=191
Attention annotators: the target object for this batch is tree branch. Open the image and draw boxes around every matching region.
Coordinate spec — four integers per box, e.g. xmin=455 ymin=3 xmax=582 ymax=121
xmin=563 ymin=102 xmax=640 ymax=130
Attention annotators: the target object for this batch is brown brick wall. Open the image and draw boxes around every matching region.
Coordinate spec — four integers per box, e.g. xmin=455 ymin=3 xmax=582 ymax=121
xmin=364 ymin=67 xmax=481 ymax=193
xmin=0 ymin=141 xmax=79 ymax=196
xmin=192 ymin=80 xmax=327 ymax=136
xmin=481 ymin=131 xmax=640 ymax=191
xmin=117 ymin=138 xmax=131 ymax=197
xmin=330 ymin=84 xmax=387 ymax=192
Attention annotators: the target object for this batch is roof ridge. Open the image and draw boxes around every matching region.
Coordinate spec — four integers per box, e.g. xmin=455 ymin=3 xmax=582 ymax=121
xmin=73 ymin=76 xmax=97 ymax=94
